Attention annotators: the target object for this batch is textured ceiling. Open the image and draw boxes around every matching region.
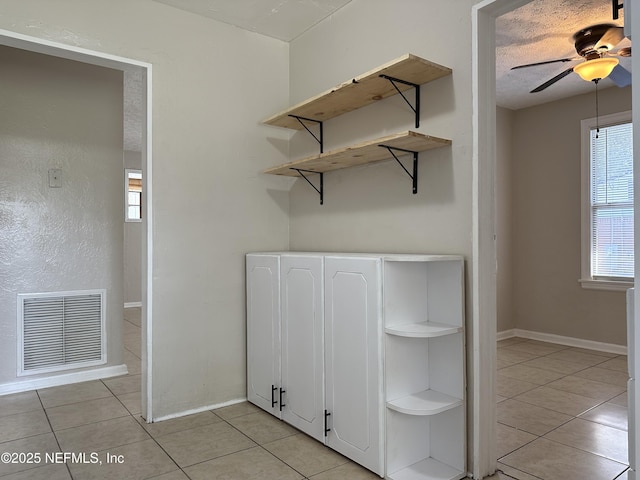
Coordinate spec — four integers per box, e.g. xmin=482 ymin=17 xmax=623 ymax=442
xmin=496 ymin=0 xmax=631 ymax=110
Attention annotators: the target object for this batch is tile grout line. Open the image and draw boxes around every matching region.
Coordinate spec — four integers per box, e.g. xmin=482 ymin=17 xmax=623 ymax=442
xmin=220 ymin=412 xmax=311 ymax=478
xmin=123 ymin=408 xmax=185 ymax=479
xmin=496 ymin=463 xmax=546 ymax=480
xmin=34 ymin=389 xmax=74 ymax=480
xmin=497 ymin=338 xmax=630 ymax=478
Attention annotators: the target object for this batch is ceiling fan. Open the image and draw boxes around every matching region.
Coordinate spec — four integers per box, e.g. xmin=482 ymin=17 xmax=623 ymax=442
xmin=512 ymin=23 xmax=632 ymax=93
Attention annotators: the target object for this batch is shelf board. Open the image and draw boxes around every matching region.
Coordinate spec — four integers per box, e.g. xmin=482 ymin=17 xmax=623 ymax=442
xmin=264 ymin=131 xmax=450 ymax=176
xmin=387 ymin=458 xmax=465 ymax=480
xmin=263 ymin=54 xmax=451 ymax=130
xmin=383 ymin=254 xmax=464 ymax=263
xmin=385 ymin=321 xmax=462 ymax=338
xmin=387 ymin=390 xmax=462 ymax=416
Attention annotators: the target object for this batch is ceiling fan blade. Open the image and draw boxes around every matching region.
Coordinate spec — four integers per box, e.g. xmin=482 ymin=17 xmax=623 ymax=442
xmin=595 ymin=26 xmax=625 ymax=50
xmin=609 ymin=64 xmax=632 ymax=87
xmin=530 ymin=67 xmax=574 ymax=93
xmin=511 ymin=58 xmax=577 ymax=70
xmin=612 ymin=46 xmax=632 ymax=57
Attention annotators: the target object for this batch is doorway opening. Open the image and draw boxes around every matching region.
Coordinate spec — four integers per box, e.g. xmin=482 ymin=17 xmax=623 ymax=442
xmin=473 ymin=0 xmax=635 ymax=478
xmin=0 ymin=29 xmax=154 ymax=421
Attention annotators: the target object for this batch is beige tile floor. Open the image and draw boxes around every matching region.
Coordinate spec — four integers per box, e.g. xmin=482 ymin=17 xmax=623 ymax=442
xmin=493 ymin=337 xmax=630 ymax=480
xmin=0 ymin=308 xmax=379 ymax=480
xmin=1 ymin=310 xmax=632 ymax=480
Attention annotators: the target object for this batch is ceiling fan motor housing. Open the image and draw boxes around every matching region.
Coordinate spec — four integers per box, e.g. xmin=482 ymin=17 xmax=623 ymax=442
xmin=573 ymin=23 xmax=619 ymax=57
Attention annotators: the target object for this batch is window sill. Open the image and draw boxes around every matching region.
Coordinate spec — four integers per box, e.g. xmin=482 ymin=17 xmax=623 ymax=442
xmin=579 ymin=278 xmax=634 ymax=291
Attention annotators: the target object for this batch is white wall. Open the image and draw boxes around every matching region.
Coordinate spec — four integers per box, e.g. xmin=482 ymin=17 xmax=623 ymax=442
xmin=0 ymin=45 xmax=124 ymax=387
xmin=288 ymin=0 xmax=473 ymax=257
xmin=497 ymin=107 xmax=515 ymax=332
xmin=0 ymin=0 xmax=291 ymax=418
xmin=511 ymin=86 xmax=631 ymax=345
xmin=287 ymin=0 xmax=476 ymax=469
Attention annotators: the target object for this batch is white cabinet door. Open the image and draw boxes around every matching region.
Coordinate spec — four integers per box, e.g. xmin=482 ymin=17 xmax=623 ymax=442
xmin=324 ymin=256 xmax=383 ymax=475
xmin=281 ymin=255 xmax=325 ymax=442
xmin=246 ymin=254 xmax=281 ymax=417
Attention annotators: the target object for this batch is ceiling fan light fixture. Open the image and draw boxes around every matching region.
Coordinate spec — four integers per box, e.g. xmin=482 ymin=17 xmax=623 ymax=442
xmin=573 ymin=57 xmax=620 ymax=82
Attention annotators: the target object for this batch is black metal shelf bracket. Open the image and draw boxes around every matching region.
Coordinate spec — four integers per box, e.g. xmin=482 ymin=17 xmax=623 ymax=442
xmin=613 ymin=0 xmax=623 ymax=19
xmin=288 ymin=115 xmax=324 ymax=153
xmin=291 ymin=168 xmax=324 ymax=205
xmin=379 ymin=74 xmax=421 ymax=128
xmin=379 ymin=144 xmax=419 ymax=194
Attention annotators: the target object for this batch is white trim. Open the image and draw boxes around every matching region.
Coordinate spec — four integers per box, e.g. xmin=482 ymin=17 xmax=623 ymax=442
xmin=497 ymin=328 xmax=627 ymax=355
xmin=496 ymin=329 xmax=517 ymax=342
xmin=0 ymin=29 xmax=154 ymax=421
xmin=633 ymin=3 xmax=640 ymax=477
xmin=0 ymin=364 xmax=128 ymax=396
xmin=579 ymin=278 xmax=633 ymax=291
xmin=580 ymin=110 xmax=633 ymax=286
xmin=124 ymin=302 xmax=143 ymax=308
xmin=472 ymin=1 xmax=532 ymax=478
xmin=151 ymin=398 xmax=247 ymax=423
xmin=143 ymin=65 xmax=153 ymax=422
xmin=0 ymin=29 xmax=150 ymax=69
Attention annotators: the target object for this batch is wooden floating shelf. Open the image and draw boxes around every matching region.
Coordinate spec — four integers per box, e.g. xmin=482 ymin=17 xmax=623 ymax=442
xmin=385 ymin=321 xmax=462 ymax=338
xmin=386 ymin=390 xmax=462 ymax=416
xmin=263 ymin=53 xmax=451 ymax=130
xmin=264 ymin=131 xmax=451 ymax=177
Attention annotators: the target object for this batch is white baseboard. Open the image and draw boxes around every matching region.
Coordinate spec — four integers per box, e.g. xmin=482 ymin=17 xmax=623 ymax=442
xmin=150 ymin=397 xmax=248 ymax=423
xmin=124 ymin=302 xmax=142 ymax=308
xmin=0 ymin=364 xmax=129 ymax=396
xmin=497 ymin=328 xmax=627 ymax=355
xmin=496 ymin=329 xmax=517 ymax=342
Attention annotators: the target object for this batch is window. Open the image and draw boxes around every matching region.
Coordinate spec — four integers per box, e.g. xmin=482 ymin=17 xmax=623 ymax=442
xmin=581 ymin=111 xmax=633 ymax=290
xmin=125 ymin=169 xmax=142 ymax=222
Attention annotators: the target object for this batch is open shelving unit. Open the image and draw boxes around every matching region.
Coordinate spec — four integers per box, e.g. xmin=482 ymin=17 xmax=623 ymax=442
xmin=261 ymin=54 xmax=452 ymax=203
xmin=384 ymin=257 xmax=466 ymax=480
xmin=386 ymin=389 xmax=463 ymax=416
xmin=387 ymin=458 xmax=465 ymax=480
xmin=385 ymin=321 xmax=462 ymax=338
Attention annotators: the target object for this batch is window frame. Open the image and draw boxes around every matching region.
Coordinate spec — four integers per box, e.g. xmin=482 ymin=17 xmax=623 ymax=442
xmin=125 ymin=168 xmax=142 ymax=223
xmin=580 ymin=110 xmax=633 ymax=291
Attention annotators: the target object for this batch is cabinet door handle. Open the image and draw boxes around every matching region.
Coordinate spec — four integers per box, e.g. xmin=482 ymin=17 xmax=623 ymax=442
xmin=324 ymin=410 xmax=331 ymax=436
xmin=279 ymin=388 xmax=286 ymax=411
xmin=271 ymin=385 xmax=278 ymax=408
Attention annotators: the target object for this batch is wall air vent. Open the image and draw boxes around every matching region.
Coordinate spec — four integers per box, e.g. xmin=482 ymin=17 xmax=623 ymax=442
xmin=17 ymin=290 xmax=106 ymax=376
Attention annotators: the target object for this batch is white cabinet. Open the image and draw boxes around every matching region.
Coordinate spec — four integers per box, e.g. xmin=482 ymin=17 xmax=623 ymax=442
xmin=325 ymin=256 xmax=383 ymax=474
xmin=246 ymin=254 xmax=281 ymax=415
xmin=246 ymin=253 xmax=325 ymax=442
xmin=246 ymin=253 xmax=465 ymax=480
xmin=280 ymin=255 xmax=325 ymax=441
xmin=384 ymin=258 xmax=466 ymax=480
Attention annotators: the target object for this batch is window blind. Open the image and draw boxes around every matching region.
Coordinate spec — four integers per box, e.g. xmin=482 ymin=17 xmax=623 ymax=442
xmin=590 ymin=122 xmax=634 ymax=279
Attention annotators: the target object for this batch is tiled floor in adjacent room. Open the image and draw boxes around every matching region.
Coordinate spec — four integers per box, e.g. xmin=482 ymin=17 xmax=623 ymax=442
xmin=1 ymin=310 xmax=633 ymax=479
xmin=494 ymin=337 xmax=630 ymax=480
xmin=0 ymin=308 xmax=379 ymax=480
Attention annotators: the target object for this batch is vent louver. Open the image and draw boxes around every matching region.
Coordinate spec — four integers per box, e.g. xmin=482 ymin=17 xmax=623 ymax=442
xmin=18 ymin=290 xmax=105 ymax=376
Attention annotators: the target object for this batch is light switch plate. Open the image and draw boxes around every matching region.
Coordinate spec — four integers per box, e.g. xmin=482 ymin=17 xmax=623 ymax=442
xmin=48 ymin=169 xmax=62 ymax=188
